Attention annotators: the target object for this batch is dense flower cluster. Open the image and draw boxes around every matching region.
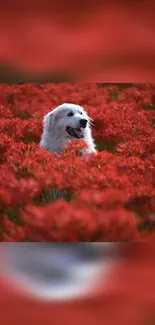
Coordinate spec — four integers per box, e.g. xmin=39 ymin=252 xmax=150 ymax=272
xmin=0 ymin=83 xmax=155 ymax=241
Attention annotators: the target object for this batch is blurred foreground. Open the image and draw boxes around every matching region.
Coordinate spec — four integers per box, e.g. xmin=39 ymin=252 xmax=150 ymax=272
xmin=0 ymin=244 xmax=155 ymax=325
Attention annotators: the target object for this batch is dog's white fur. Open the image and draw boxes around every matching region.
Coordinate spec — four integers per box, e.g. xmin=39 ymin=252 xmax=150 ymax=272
xmin=40 ymin=103 xmax=96 ymax=155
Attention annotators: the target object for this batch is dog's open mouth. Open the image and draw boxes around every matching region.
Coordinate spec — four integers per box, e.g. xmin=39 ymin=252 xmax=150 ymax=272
xmin=66 ymin=126 xmax=84 ymax=139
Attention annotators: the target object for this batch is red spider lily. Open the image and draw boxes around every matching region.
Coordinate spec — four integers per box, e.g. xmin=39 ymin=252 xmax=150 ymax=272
xmin=115 ymin=140 xmax=145 ymax=157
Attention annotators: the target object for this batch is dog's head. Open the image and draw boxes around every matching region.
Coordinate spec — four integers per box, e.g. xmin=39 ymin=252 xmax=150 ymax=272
xmin=43 ymin=103 xmax=92 ymax=139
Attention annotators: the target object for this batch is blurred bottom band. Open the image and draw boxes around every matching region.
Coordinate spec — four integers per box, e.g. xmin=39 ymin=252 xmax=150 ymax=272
xmin=0 ymin=244 xmax=155 ymax=325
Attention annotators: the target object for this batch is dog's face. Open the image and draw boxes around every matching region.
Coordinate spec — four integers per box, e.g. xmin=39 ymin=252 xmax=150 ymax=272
xmin=44 ymin=103 xmax=91 ymax=139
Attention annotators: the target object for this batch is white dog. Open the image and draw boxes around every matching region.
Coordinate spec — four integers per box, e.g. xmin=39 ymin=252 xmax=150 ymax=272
xmin=40 ymin=103 xmax=96 ymax=155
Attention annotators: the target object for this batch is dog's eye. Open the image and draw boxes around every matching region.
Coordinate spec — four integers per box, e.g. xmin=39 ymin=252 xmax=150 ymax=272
xmin=67 ymin=112 xmax=74 ymax=117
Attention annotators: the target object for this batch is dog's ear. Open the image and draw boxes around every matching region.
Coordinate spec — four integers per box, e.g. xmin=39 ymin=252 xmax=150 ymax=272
xmin=43 ymin=111 xmax=55 ymax=132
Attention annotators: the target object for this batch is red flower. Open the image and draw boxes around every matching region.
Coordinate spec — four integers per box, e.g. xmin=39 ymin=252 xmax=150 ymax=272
xmin=115 ymin=140 xmax=144 ymax=157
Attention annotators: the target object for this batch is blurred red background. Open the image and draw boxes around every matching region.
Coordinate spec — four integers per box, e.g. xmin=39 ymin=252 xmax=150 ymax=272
xmin=0 ymin=1 xmax=155 ymax=81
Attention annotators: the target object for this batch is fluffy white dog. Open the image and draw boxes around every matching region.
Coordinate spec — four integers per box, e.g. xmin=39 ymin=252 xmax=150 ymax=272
xmin=40 ymin=103 xmax=96 ymax=155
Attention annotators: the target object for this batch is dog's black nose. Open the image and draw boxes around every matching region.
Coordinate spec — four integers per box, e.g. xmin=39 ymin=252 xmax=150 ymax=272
xmin=80 ymin=119 xmax=87 ymax=128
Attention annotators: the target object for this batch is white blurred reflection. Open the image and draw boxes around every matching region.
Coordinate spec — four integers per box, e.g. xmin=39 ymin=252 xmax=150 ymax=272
xmin=0 ymin=243 xmax=120 ymax=301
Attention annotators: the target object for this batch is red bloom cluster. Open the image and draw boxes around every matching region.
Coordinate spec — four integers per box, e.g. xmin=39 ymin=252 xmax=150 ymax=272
xmin=0 ymin=83 xmax=155 ymax=241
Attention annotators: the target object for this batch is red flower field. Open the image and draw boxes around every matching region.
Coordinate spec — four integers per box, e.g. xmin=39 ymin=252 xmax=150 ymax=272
xmin=0 ymin=83 xmax=155 ymax=241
